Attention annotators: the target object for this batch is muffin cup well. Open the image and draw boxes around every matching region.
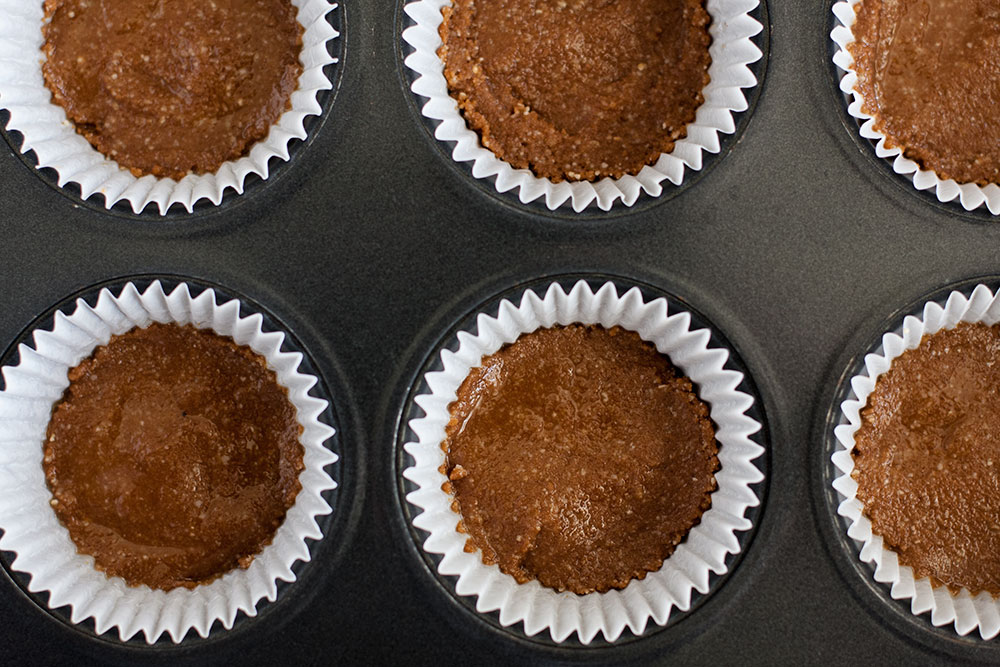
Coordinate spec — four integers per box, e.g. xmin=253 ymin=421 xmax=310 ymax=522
xmin=832 ymin=284 xmax=1000 ymax=639
xmin=0 ymin=280 xmax=338 ymax=643
xmin=831 ymin=1 xmax=1000 ymax=215
xmin=402 ymin=0 xmax=763 ymax=213
xmin=402 ymin=279 xmax=764 ymax=643
xmin=0 ymin=0 xmax=338 ymax=215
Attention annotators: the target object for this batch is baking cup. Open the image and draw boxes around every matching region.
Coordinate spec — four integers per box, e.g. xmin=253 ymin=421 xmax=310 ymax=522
xmin=0 ymin=280 xmax=338 ymax=643
xmin=402 ymin=280 xmax=764 ymax=643
xmin=831 ymin=1 xmax=1000 ymax=215
xmin=0 ymin=0 xmax=338 ymax=215
xmin=832 ymin=283 xmax=1000 ymax=639
xmin=402 ymin=0 xmax=763 ymax=212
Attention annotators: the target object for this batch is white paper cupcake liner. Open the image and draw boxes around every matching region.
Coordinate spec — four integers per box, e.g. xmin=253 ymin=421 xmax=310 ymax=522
xmin=0 ymin=280 xmax=338 ymax=643
xmin=0 ymin=0 xmax=338 ymax=215
xmin=831 ymin=2 xmax=1000 ymax=214
xmin=402 ymin=0 xmax=763 ymax=213
xmin=403 ymin=280 xmax=764 ymax=643
xmin=832 ymin=284 xmax=1000 ymax=639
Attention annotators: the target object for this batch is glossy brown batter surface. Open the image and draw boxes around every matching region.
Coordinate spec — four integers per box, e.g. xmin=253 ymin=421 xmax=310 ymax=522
xmin=853 ymin=323 xmax=1000 ymax=594
xmin=41 ymin=0 xmax=303 ymax=179
xmin=44 ymin=323 xmax=304 ymax=590
xmin=438 ymin=0 xmax=711 ymax=182
xmin=849 ymin=0 xmax=1000 ymax=185
xmin=443 ymin=325 xmax=718 ymax=594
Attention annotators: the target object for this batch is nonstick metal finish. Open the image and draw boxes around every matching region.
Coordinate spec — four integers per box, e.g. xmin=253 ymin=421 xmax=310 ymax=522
xmin=1 ymin=0 xmax=999 ymax=664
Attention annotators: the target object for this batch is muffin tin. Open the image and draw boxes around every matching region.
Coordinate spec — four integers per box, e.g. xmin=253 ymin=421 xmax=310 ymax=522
xmin=3 ymin=0 xmax=1000 ymax=663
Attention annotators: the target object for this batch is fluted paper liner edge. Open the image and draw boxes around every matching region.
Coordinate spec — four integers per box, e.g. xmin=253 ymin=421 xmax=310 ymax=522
xmin=0 ymin=0 xmax=338 ymax=215
xmin=403 ymin=280 xmax=764 ymax=643
xmin=402 ymin=0 xmax=762 ymax=212
xmin=832 ymin=284 xmax=1000 ymax=639
xmin=831 ymin=0 xmax=1000 ymax=214
xmin=0 ymin=280 xmax=338 ymax=642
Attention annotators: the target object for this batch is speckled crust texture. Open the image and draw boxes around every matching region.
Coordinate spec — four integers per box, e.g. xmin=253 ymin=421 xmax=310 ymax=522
xmin=849 ymin=0 xmax=1000 ymax=185
xmin=41 ymin=0 xmax=303 ymax=179
xmin=44 ymin=323 xmax=304 ymax=591
xmin=442 ymin=324 xmax=718 ymax=595
xmin=438 ymin=0 xmax=711 ymax=182
xmin=853 ymin=322 xmax=1000 ymax=596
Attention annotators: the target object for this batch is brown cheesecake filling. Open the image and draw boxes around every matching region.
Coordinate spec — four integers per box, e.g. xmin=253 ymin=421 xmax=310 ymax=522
xmin=442 ymin=324 xmax=718 ymax=594
xmin=41 ymin=0 xmax=303 ymax=179
xmin=853 ymin=322 xmax=1000 ymax=594
xmin=44 ymin=323 xmax=304 ymax=590
xmin=438 ymin=0 xmax=712 ymax=182
xmin=849 ymin=0 xmax=1000 ymax=185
